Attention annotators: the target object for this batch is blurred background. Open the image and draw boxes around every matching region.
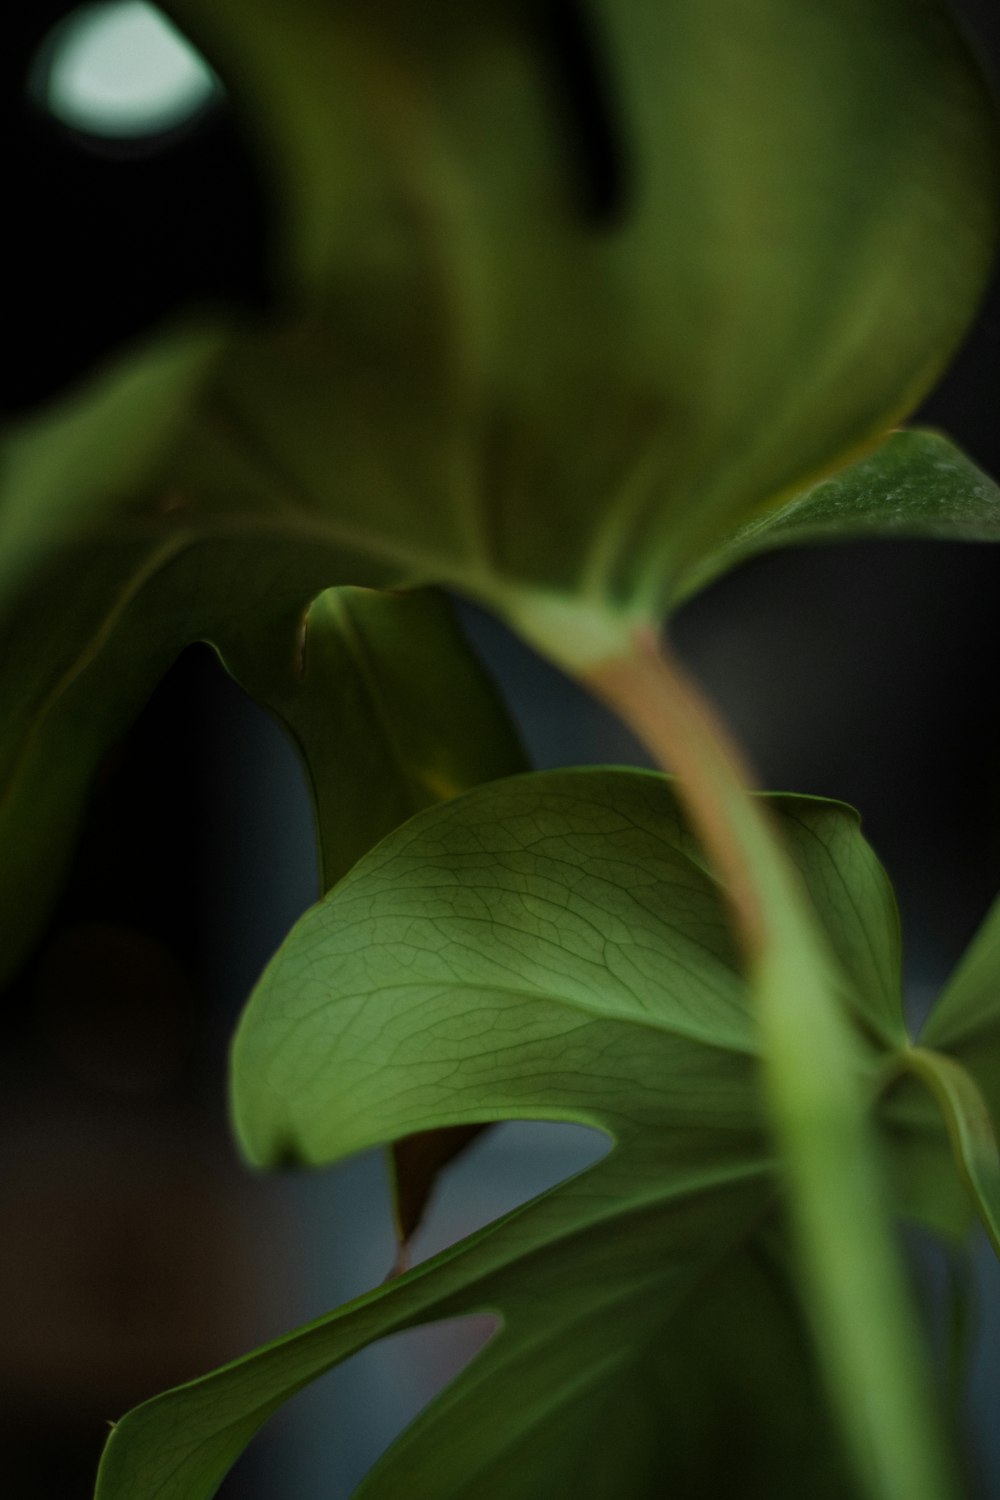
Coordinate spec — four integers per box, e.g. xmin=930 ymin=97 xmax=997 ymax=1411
xmin=2 ymin=1 xmax=999 ymax=1495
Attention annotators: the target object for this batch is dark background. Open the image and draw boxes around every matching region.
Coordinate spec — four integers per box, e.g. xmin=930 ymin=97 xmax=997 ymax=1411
xmin=2 ymin=2 xmax=999 ymax=1496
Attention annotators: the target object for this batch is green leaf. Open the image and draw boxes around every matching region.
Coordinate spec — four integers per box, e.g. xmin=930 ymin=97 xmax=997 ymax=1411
xmin=0 ymin=343 xmax=528 ymax=1201
xmin=921 ymin=891 xmax=1000 ymax=1127
xmin=692 ymin=792 xmax=907 ymax=1050
xmin=95 ymin=770 xmax=932 ymax=1499
xmin=0 ymin=325 xmax=224 ymax=599
xmin=8 ymin=6 xmax=989 ymax=670
xmin=161 ymin=0 xmax=998 ymax=631
xmin=1 ymin=5 xmax=994 ymax=770
xmin=1 ymin=3 xmax=995 ymax=972
xmin=891 ymin=1048 xmax=1000 ymax=1259
xmin=97 ymin=1199 xmax=860 ymax=1500
xmin=677 ymin=428 xmax=1000 ymax=602
xmin=878 ymin=1073 xmax=976 ymax=1243
xmin=233 ymin=769 xmax=762 ymax=1166
xmin=0 ymin=11 xmax=993 ymax=1484
xmin=213 ymin=583 xmax=530 ymax=1238
xmin=0 ymin=485 xmax=521 ymax=993
xmin=212 ymin=586 xmax=528 ymax=896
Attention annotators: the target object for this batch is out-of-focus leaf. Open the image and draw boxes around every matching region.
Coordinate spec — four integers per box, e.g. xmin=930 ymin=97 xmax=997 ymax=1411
xmin=5 ymin=3 xmax=995 ymax=684
xmin=164 ymin=0 xmax=998 ymax=637
xmin=2 ymin=0 xmax=996 ymax=978
xmin=0 ymin=326 xmax=224 ymax=598
xmin=3 ymin=2 xmax=995 ymax=715
xmin=677 ymin=429 xmax=1000 ymax=601
xmin=879 ymin=1073 xmax=976 ymax=1243
xmin=893 ymin=1048 xmax=1000 ymax=1258
xmin=0 ymin=469 xmax=521 ymax=994
xmin=922 ymin=891 xmax=1000 ymax=1127
xmin=95 ymin=770 xmax=941 ymax=1500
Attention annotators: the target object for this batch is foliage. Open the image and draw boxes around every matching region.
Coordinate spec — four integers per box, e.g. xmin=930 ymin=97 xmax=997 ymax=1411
xmin=91 ymin=771 xmax=1000 ymax=1499
xmin=1 ymin=1 xmax=999 ymax=1497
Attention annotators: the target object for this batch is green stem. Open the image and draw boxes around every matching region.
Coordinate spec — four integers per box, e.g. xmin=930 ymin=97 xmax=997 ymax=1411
xmin=587 ymin=625 xmax=767 ymax=951
xmin=568 ymin=623 xmax=957 ymax=1500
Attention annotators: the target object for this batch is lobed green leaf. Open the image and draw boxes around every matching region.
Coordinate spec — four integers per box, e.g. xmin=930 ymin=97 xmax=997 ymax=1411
xmin=163 ymin=0 xmax=999 ymax=629
xmin=0 ymin=6 xmax=995 ymax=1493
xmin=95 ymin=769 xmax=930 ymax=1499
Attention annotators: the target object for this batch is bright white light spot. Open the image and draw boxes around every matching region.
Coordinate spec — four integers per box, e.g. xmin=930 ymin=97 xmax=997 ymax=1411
xmin=34 ymin=2 xmax=220 ymax=141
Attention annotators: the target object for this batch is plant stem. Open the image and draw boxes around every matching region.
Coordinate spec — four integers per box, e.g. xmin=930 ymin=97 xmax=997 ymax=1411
xmin=586 ymin=625 xmax=768 ymax=951
xmin=562 ymin=620 xmax=957 ymax=1500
